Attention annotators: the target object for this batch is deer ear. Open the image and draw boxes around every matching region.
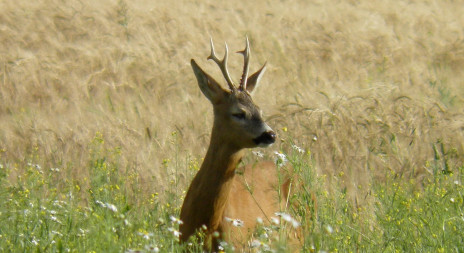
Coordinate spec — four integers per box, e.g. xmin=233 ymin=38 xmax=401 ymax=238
xmin=245 ymin=63 xmax=267 ymax=94
xmin=191 ymin=59 xmax=227 ymax=103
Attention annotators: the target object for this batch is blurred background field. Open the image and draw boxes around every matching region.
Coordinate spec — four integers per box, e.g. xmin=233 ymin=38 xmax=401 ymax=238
xmin=0 ymin=0 xmax=463 ymax=251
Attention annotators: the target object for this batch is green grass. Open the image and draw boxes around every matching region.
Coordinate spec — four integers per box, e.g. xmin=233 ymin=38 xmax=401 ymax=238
xmin=1 ymin=133 xmax=462 ymax=252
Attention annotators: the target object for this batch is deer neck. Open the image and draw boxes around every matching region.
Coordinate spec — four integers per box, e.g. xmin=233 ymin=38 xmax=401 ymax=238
xmin=182 ymin=123 xmax=244 ymax=235
xmin=199 ymin=125 xmax=244 ymax=226
xmin=203 ymin=125 xmax=243 ymax=177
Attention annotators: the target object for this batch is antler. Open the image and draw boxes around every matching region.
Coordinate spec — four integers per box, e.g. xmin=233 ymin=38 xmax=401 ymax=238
xmin=207 ymin=38 xmax=236 ymax=92
xmin=237 ymin=36 xmax=250 ymax=91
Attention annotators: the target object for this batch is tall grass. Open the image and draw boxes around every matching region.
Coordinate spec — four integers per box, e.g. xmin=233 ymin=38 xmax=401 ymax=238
xmin=1 ymin=0 xmax=463 ymax=251
xmin=1 ymin=134 xmax=462 ymax=252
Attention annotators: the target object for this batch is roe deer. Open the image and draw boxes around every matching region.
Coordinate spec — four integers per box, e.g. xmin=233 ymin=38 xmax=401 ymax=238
xmin=179 ymin=38 xmax=293 ymax=251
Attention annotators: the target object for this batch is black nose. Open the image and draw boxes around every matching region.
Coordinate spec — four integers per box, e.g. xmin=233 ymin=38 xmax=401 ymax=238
xmin=253 ymin=130 xmax=276 ymax=145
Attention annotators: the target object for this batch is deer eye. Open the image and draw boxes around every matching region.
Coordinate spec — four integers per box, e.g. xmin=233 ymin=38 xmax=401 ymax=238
xmin=232 ymin=112 xmax=246 ymax=120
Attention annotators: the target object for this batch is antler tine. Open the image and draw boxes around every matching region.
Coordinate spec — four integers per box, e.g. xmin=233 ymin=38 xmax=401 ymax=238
xmin=237 ymin=36 xmax=250 ymax=91
xmin=207 ymin=38 xmax=236 ymax=92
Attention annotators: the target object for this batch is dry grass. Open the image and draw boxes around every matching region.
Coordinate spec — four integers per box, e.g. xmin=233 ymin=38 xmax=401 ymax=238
xmin=1 ymin=0 xmax=463 ymax=200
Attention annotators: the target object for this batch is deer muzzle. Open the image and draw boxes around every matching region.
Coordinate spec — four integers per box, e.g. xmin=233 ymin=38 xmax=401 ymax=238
xmin=253 ymin=130 xmax=276 ymax=147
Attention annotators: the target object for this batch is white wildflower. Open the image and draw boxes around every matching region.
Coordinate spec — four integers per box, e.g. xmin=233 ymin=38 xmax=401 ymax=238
xmin=28 ymin=163 xmax=43 ymax=173
xmin=271 ymin=217 xmax=280 ymax=225
xmin=291 ymin=219 xmax=301 ymax=228
xmin=218 ymin=241 xmax=229 ymax=251
xmin=31 ymin=237 xmax=39 ymax=246
xmin=53 ymin=200 xmax=65 ymax=208
xmin=50 ymin=167 xmax=60 ymax=172
xmin=51 ymin=231 xmax=63 ymax=237
xmin=138 ymin=231 xmax=153 ymax=240
xmin=291 ymin=144 xmax=305 ymax=154
xmin=145 ymin=245 xmax=160 ymax=253
xmin=232 ymin=219 xmax=244 ymax=227
xmin=261 ymin=230 xmax=269 ymax=238
xmin=261 ymin=243 xmax=271 ymax=251
xmin=325 ymin=224 xmax=334 ymax=234
xmin=78 ymin=228 xmax=88 ymax=237
xmin=168 ymin=227 xmax=181 ymax=238
xmin=170 ymin=215 xmax=183 ymax=225
xmin=95 ymin=200 xmax=118 ymax=212
xmin=250 ymin=239 xmax=261 ymax=248
xmin=450 ymin=198 xmax=455 ymax=203
xmin=275 ymin=212 xmax=292 ymax=222
xmin=454 ymin=180 xmax=460 ymax=185
xmin=256 ymin=217 xmax=263 ymax=224
xmin=95 ymin=200 xmax=105 ymax=207
xmin=172 ymin=230 xmax=182 ymax=238
xmin=275 ymin=212 xmax=301 ymax=228
xmin=105 ymin=203 xmax=118 ymax=213
xmin=50 ymin=215 xmax=62 ymax=224
xmin=274 ymin=151 xmax=288 ymax=166
xmin=225 ymin=217 xmax=244 ymax=227
xmin=252 ymin=151 xmax=264 ymax=158
xmin=312 ymin=136 xmax=318 ymax=141
xmin=126 ymin=249 xmax=145 ymax=253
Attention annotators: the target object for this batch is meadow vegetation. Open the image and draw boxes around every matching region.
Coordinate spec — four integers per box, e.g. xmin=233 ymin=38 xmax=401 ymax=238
xmin=0 ymin=0 xmax=463 ymax=251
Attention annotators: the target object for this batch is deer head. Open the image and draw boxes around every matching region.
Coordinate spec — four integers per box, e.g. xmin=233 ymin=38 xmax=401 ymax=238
xmin=191 ymin=38 xmax=276 ymax=149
